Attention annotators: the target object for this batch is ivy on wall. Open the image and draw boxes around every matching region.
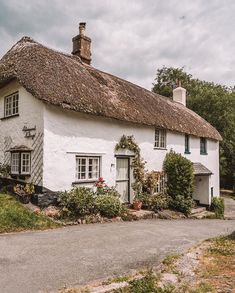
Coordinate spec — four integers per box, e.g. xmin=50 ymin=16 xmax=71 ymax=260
xmin=115 ymin=135 xmax=145 ymax=194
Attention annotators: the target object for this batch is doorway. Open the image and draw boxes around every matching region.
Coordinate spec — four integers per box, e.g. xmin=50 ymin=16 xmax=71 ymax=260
xmin=116 ymin=157 xmax=130 ymax=203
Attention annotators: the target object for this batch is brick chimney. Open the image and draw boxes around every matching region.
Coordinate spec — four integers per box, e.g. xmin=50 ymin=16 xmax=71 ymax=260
xmin=173 ymin=81 xmax=186 ymax=106
xmin=72 ymin=22 xmax=92 ymax=65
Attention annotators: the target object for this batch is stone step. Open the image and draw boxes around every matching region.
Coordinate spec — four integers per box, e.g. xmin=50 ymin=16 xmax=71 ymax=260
xmin=128 ymin=209 xmax=155 ymax=220
xmin=191 ymin=207 xmax=207 ymax=215
xmin=190 ymin=211 xmax=215 ymax=219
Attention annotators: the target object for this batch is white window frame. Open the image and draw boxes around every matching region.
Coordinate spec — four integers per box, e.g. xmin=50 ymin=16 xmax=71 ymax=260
xmin=11 ymin=152 xmax=20 ymax=175
xmin=21 ymin=152 xmax=31 ymax=175
xmin=154 ymin=128 xmax=167 ymax=149
xmin=4 ymin=92 xmax=19 ymax=118
xmin=76 ymin=156 xmax=100 ymax=181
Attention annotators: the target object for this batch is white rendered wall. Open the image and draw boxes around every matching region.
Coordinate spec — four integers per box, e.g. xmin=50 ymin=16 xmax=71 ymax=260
xmin=0 ymin=81 xmax=44 ymax=185
xmin=43 ymin=105 xmax=220 ymax=204
xmin=193 ymin=176 xmax=210 ymax=205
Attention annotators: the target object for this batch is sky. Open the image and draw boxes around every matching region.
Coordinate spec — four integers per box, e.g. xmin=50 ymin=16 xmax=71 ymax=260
xmin=1 ymin=0 xmax=235 ymax=90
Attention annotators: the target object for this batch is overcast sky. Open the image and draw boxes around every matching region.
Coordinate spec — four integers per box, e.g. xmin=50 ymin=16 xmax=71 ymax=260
xmin=1 ymin=0 xmax=235 ymax=90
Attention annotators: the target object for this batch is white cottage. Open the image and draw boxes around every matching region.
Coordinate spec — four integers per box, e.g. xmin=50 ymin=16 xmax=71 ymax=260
xmin=0 ymin=23 xmax=221 ymax=205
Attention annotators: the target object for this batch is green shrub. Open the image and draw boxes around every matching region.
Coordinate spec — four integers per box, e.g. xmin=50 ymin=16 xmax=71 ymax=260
xmin=211 ymin=197 xmax=224 ymax=219
xmin=164 ymin=150 xmax=194 ymax=198
xmin=137 ymin=193 xmax=169 ymax=211
xmin=136 ymin=193 xmax=152 ymax=209
xmin=95 ymin=194 xmax=122 ymax=218
xmin=150 ymin=193 xmax=170 ymax=211
xmin=169 ymin=195 xmax=194 ymax=216
xmin=163 ymin=150 xmax=194 ymax=215
xmin=143 ymin=171 xmax=162 ymax=195
xmin=59 ymin=187 xmax=95 ymax=218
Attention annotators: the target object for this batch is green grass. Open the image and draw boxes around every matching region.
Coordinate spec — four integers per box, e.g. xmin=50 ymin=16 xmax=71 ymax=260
xmin=0 ymin=194 xmax=60 ymax=233
xmin=207 ymin=234 xmax=235 ymax=256
xmin=113 ymin=271 xmax=175 ymax=293
xmin=103 ymin=275 xmax=130 ymax=285
xmin=162 ymin=254 xmax=180 ymax=267
xmin=190 ymin=282 xmax=214 ymax=293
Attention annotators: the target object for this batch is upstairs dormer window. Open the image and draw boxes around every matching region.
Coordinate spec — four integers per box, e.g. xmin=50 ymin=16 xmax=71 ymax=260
xmin=154 ymin=128 xmax=166 ymax=149
xmin=4 ymin=92 xmax=19 ymax=118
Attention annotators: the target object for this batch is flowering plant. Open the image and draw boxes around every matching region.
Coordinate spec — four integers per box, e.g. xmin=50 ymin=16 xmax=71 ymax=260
xmin=95 ymin=177 xmax=109 ymax=194
xmin=14 ymin=183 xmax=35 ymax=204
xmin=95 ymin=177 xmax=120 ymax=197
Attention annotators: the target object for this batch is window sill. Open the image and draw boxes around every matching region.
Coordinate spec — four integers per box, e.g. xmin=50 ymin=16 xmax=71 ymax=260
xmin=154 ymin=147 xmax=167 ymax=150
xmin=10 ymin=174 xmax=31 ymax=179
xmin=184 ymin=151 xmax=191 ymax=154
xmin=1 ymin=114 xmax=19 ymax=120
xmin=72 ymin=180 xmax=97 ymax=184
xmin=200 ymin=152 xmax=208 ymax=155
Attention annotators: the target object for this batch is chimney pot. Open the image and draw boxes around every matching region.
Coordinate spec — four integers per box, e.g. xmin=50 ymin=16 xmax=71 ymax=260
xmin=79 ymin=22 xmax=86 ymax=36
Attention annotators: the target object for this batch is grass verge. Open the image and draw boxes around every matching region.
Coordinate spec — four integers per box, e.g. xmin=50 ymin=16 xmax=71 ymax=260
xmin=192 ymin=232 xmax=235 ymax=293
xmin=0 ymin=193 xmax=60 ymax=233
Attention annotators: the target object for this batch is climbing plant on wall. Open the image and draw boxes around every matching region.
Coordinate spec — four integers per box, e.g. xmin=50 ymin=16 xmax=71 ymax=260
xmin=115 ymin=135 xmax=145 ymax=194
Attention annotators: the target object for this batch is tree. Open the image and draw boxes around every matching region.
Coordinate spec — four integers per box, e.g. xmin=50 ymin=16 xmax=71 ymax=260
xmin=152 ymin=66 xmax=235 ymax=191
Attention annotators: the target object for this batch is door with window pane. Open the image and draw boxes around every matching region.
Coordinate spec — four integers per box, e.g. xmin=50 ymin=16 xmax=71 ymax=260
xmin=116 ymin=158 xmax=130 ymax=203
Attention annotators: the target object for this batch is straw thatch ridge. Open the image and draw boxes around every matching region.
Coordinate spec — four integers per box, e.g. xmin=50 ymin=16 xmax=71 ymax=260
xmin=0 ymin=37 xmax=221 ymax=140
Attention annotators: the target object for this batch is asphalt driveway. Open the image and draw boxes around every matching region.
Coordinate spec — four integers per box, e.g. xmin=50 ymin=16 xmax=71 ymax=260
xmin=0 ymin=219 xmax=234 ymax=293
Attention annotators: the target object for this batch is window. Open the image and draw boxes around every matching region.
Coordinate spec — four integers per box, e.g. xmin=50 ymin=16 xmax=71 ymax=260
xmin=185 ymin=134 xmax=190 ymax=154
xmin=4 ymin=92 xmax=19 ymax=117
xmin=76 ymin=156 xmax=100 ymax=181
xmin=11 ymin=153 xmax=19 ymax=174
xmin=10 ymin=152 xmax=31 ymax=175
xmin=21 ymin=153 xmax=31 ymax=174
xmin=211 ymin=187 xmax=214 ymax=198
xmin=156 ymin=173 xmax=166 ymax=194
xmin=154 ymin=128 xmax=166 ymax=149
xmin=200 ymin=137 xmax=207 ymax=155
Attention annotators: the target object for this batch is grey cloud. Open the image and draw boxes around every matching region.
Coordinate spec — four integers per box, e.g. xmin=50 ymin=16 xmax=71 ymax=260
xmin=0 ymin=0 xmax=235 ymax=89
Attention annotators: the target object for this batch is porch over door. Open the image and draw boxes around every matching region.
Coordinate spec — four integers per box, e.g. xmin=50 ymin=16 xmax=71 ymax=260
xmin=116 ymin=157 xmax=130 ymax=203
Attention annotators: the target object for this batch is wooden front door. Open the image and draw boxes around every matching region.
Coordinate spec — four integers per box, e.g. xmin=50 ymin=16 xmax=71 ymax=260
xmin=116 ymin=157 xmax=130 ymax=203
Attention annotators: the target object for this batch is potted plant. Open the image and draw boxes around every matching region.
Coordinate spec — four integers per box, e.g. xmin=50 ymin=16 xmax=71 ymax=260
xmin=133 ymin=194 xmax=142 ymax=210
xmin=14 ymin=183 xmax=35 ymax=204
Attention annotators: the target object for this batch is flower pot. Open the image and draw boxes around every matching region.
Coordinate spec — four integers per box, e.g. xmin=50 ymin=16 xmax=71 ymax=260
xmin=19 ymin=196 xmax=30 ymax=204
xmin=133 ymin=201 xmax=142 ymax=211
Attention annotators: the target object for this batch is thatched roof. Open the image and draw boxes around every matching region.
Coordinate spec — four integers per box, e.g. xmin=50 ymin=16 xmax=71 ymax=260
xmin=0 ymin=37 xmax=221 ymax=140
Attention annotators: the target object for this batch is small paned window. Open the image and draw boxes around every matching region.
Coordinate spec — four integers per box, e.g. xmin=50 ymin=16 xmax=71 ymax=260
xmin=4 ymin=92 xmax=19 ymax=117
xmin=154 ymin=129 xmax=166 ymax=149
xmin=76 ymin=156 xmax=100 ymax=181
xmin=11 ymin=153 xmax=20 ymax=174
xmin=10 ymin=152 xmax=31 ymax=175
xmin=200 ymin=137 xmax=207 ymax=155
